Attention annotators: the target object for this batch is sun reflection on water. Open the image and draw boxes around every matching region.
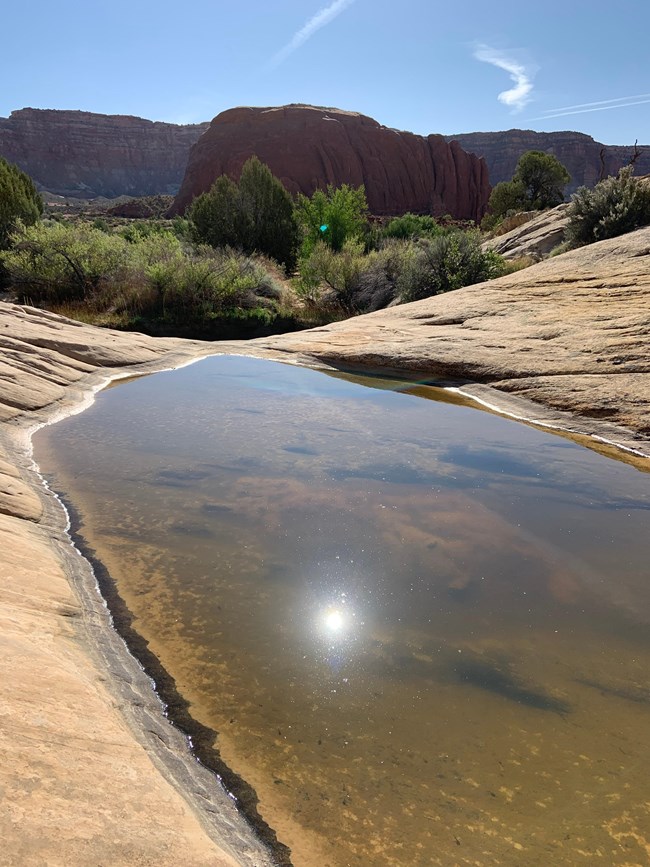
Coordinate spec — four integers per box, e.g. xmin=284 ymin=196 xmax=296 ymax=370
xmin=315 ymin=592 xmax=361 ymax=648
xmin=324 ymin=608 xmax=345 ymax=632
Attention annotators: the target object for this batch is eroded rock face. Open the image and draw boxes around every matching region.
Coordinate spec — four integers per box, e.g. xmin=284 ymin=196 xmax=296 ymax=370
xmin=172 ymin=105 xmax=490 ymax=221
xmin=0 ymin=108 xmax=208 ymax=198
xmin=444 ymin=130 xmax=650 ymax=195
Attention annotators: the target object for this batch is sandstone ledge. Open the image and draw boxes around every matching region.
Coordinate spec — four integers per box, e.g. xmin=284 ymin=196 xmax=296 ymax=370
xmin=1 ymin=227 xmax=649 ymax=865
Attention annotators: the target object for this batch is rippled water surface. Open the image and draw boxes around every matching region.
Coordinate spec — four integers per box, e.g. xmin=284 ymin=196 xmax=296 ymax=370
xmin=35 ymin=356 xmax=650 ymax=866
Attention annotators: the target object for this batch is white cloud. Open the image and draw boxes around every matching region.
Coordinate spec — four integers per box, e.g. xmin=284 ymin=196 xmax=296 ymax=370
xmin=270 ymin=0 xmax=356 ymax=69
xmin=473 ymin=45 xmax=534 ymax=113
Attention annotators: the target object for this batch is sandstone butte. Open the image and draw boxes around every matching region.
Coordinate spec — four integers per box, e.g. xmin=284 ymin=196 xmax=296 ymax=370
xmin=1 ymin=228 xmax=649 ymax=865
xmin=171 ymin=104 xmax=491 ymax=222
xmin=0 ymin=108 xmax=209 ymax=198
xmin=444 ymin=129 xmax=650 ymax=196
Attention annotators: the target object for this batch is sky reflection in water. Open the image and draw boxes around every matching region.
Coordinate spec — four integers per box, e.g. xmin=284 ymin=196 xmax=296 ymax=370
xmin=35 ymin=356 xmax=650 ymax=867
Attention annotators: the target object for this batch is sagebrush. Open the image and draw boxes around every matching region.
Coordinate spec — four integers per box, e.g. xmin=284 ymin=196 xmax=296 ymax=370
xmin=566 ymin=168 xmax=650 ymax=247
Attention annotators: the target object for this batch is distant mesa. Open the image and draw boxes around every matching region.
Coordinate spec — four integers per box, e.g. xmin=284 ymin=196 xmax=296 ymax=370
xmin=0 ymin=108 xmax=208 ymax=199
xmin=3 ymin=105 xmax=646 ymax=213
xmin=444 ymin=130 xmax=650 ymax=195
xmin=170 ymin=104 xmax=491 ymax=222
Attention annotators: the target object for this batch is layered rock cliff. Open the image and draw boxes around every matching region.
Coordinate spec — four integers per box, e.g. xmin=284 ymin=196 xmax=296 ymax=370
xmin=444 ymin=130 xmax=650 ymax=194
xmin=172 ymin=105 xmax=490 ymax=221
xmin=0 ymin=109 xmax=208 ymax=198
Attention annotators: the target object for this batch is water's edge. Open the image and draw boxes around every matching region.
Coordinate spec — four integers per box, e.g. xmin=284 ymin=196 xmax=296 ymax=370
xmin=58 ymin=491 xmax=294 ymax=865
xmin=18 ymin=352 xmax=282 ymax=867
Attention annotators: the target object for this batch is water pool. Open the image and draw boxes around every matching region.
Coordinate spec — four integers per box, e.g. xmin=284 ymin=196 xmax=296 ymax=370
xmin=35 ymin=355 xmax=650 ymax=866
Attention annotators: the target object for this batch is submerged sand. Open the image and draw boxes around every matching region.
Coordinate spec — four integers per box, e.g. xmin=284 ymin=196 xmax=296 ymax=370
xmin=1 ymin=227 xmax=649 ymax=864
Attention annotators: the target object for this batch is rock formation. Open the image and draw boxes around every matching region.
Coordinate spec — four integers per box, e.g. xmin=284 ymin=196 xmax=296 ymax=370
xmin=172 ymin=105 xmax=490 ymax=221
xmin=444 ymin=130 xmax=650 ymax=194
xmin=482 ymin=205 xmax=570 ymax=261
xmin=0 ymin=108 xmax=208 ymax=198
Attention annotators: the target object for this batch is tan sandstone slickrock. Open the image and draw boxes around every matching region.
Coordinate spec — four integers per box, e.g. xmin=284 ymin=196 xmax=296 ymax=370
xmin=0 ymin=513 xmax=247 ymax=867
xmin=482 ymin=204 xmax=570 ymax=261
xmin=0 ymin=226 xmax=649 ymax=866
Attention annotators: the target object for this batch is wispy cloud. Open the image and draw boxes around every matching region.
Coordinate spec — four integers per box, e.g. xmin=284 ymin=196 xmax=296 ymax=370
xmin=473 ymin=45 xmax=534 ymax=113
xmin=529 ymin=93 xmax=650 ymax=121
xmin=270 ymin=0 xmax=356 ymax=69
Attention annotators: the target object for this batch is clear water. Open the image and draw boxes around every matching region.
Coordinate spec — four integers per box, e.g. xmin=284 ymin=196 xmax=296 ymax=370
xmin=35 ymin=356 xmax=650 ymax=866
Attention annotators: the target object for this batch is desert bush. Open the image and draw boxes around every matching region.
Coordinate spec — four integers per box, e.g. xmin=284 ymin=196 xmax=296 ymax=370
xmin=297 ymin=231 xmax=506 ymax=312
xmin=0 ymin=157 xmax=43 ymax=250
xmin=497 ymin=255 xmax=539 ymax=274
xmin=2 ymin=221 xmax=130 ymax=303
xmin=296 ymin=184 xmax=369 ymax=256
xmin=549 ymin=240 xmax=572 ymax=257
xmin=106 ymin=194 xmax=174 ymax=219
xmin=189 ymin=157 xmax=300 ymax=269
xmin=489 ymin=210 xmax=537 ymax=237
xmin=399 ymin=231 xmax=506 ymax=302
xmin=483 ymin=151 xmax=570 ymax=229
xmin=565 ymin=167 xmax=650 ymax=247
xmin=381 ymin=212 xmax=448 ymax=241
xmin=481 ymin=182 xmax=529 ymax=230
xmin=353 ymin=241 xmax=412 ymax=310
xmin=297 ymin=239 xmax=366 ymax=311
xmin=0 ymin=220 xmax=287 ymax=335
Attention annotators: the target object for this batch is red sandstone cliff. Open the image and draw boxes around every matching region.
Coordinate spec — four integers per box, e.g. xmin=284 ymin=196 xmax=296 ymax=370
xmin=0 ymin=109 xmax=209 ymax=198
xmin=444 ymin=130 xmax=650 ymax=195
xmin=172 ymin=105 xmax=490 ymax=221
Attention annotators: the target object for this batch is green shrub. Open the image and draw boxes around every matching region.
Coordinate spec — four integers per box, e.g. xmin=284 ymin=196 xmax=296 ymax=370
xmin=353 ymin=241 xmax=412 ymax=310
xmin=0 ymin=157 xmax=43 ymax=250
xmin=381 ymin=213 xmax=447 ymax=241
xmin=1 ymin=221 xmax=130 ymax=303
xmin=482 ymin=181 xmax=528 ymax=230
xmin=189 ymin=157 xmax=300 ymax=269
xmin=565 ymin=167 xmax=650 ymax=247
xmin=297 ymin=231 xmax=506 ymax=312
xmin=298 ymin=239 xmax=365 ymax=311
xmin=484 ymin=151 xmax=570 ymax=226
xmin=0 ymin=221 xmax=286 ymax=332
xmin=296 ymin=184 xmax=368 ymax=256
xmin=399 ymin=231 xmax=506 ymax=302
xmin=119 ymin=220 xmax=175 ymax=243
xmin=514 ymin=151 xmax=570 ymax=210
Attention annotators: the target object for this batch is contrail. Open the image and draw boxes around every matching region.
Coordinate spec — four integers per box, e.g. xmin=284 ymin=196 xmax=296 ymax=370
xmin=270 ymin=0 xmax=356 ymax=69
xmin=473 ymin=45 xmax=534 ymax=112
xmin=528 ymin=98 xmax=650 ymax=121
xmin=542 ymin=93 xmax=650 ymax=113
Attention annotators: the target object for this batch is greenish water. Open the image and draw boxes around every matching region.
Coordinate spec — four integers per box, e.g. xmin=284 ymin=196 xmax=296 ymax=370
xmin=35 ymin=356 xmax=650 ymax=866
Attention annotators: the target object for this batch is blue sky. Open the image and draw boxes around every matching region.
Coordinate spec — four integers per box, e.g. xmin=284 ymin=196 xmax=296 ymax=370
xmin=3 ymin=0 xmax=649 ymax=144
